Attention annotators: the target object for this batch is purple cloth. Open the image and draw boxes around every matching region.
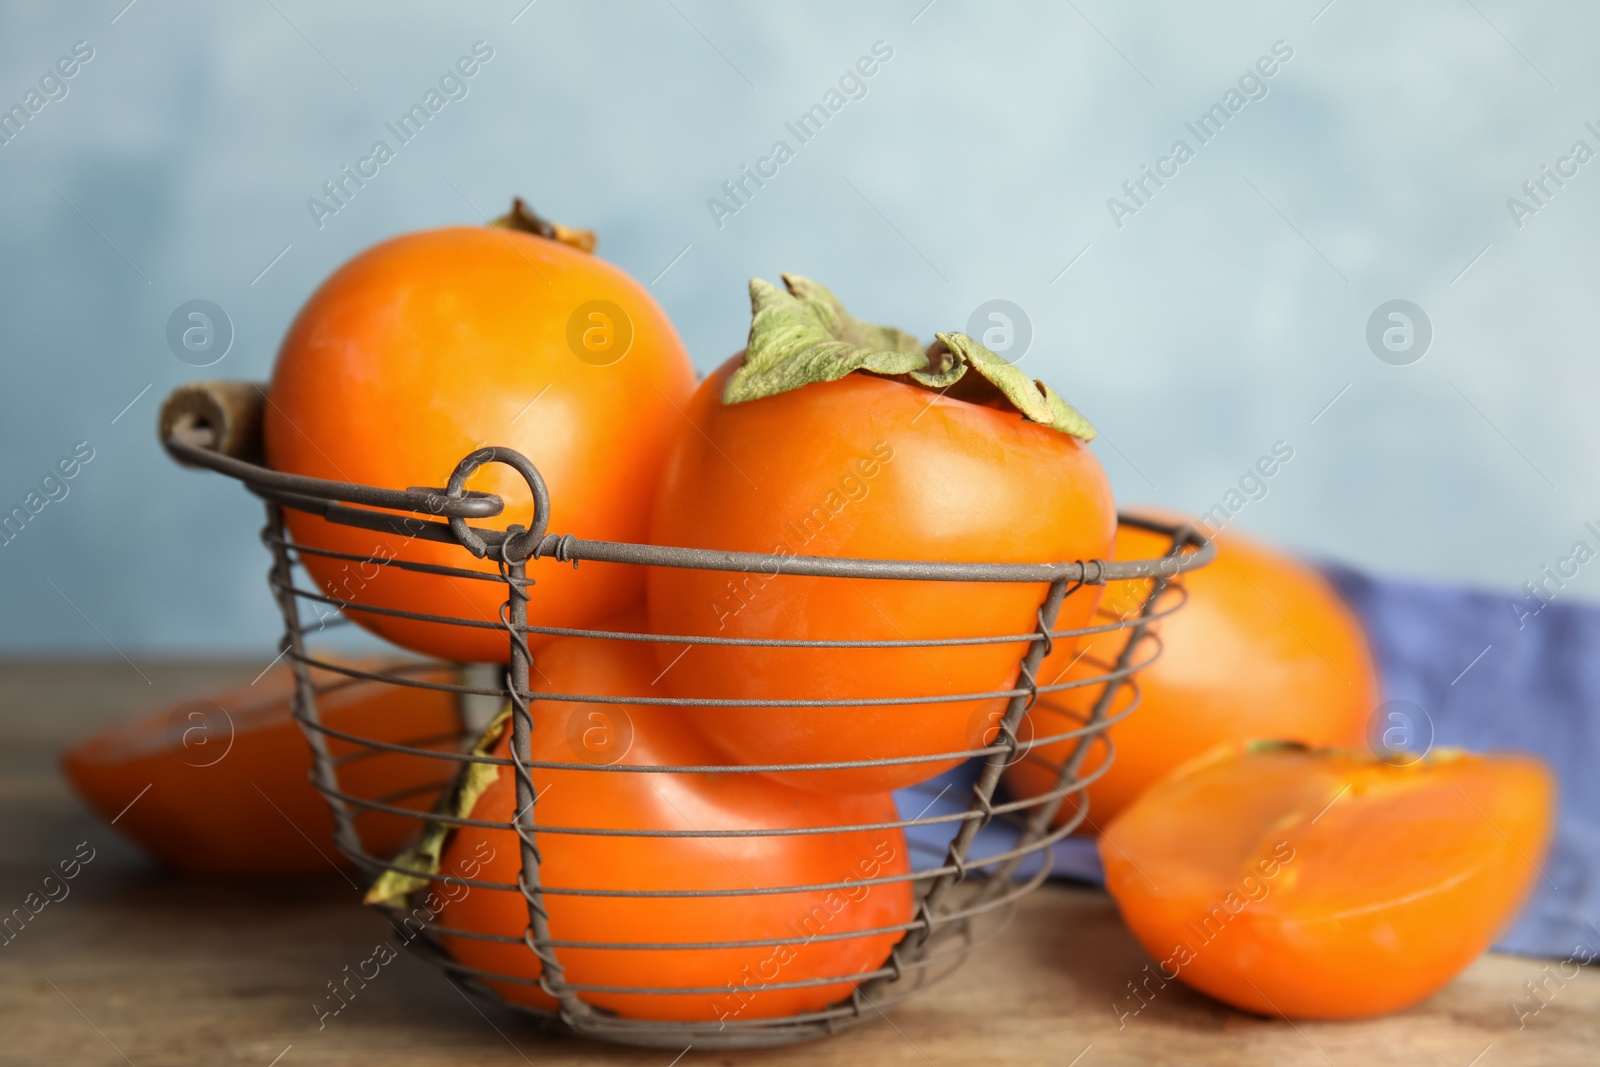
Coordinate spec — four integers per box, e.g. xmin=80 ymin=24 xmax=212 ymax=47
xmin=894 ymin=563 xmax=1597 ymax=959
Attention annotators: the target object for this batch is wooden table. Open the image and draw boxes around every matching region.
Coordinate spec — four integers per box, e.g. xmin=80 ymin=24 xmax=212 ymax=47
xmin=2 ymin=662 xmax=1593 ymax=1066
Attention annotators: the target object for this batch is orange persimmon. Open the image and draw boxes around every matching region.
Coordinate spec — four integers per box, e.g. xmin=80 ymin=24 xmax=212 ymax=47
xmin=646 ymin=275 xmax=1113 ymax=793
xmin=430 ymin=616 xmax=914 ymax=1022
xmin=1100 ymin=744 xmax=1555 ymax=1019
xmin=264 ymin=203 xmax=696 ymax=663
xmin=62 ymin=660 xmax=462 ymax=876
xmin=1006 ymin=513 xmax=1376 ymax=828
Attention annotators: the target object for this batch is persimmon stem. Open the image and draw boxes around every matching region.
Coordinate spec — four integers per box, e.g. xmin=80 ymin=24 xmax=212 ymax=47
xmin=490 ymin=197 xmax=597 ymax=254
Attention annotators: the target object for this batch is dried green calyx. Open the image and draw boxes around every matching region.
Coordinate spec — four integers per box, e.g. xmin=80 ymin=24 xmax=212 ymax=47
xmin=364 ymin=706 xmax=512 ymax=907
xmin=722 ymin=274 xmax=1096 ymax=441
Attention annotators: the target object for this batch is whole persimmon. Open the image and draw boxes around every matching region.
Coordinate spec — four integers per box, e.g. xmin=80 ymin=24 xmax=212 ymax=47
xmin=646 ymin=275 xmax=1114 ymax=794
xmin=1005 ymin=512 xmax=1376 ymax=828
xmin=416 ymin=614 xmax=915 ymax=1022
xmin=1100 ymin=744 xmax=1555 ymax=1019
xmin=62 ymin=659 xmax=461 ymax=875
xmin=264 ymin=201 xmax=696 ymax=663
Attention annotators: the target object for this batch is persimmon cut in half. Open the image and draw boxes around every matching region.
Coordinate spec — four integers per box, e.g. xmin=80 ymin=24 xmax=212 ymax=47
xmin=369 ymin=614 xmax=914 ymax=1023
xmin=264 ymin=199 xmax=697 ymax=663
xmin=1005 ymin=512 xmax=1376 ymax=829
xmin=1100 ymin=744 xmax=1555 ymax=1020
xmin=646 ymin=275 xmax=1115 ymax=794
xmin=62 ymin=659 xmax=463 ymax=876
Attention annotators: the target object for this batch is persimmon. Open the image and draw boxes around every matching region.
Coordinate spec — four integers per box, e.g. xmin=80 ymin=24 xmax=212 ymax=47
xmin=645 ymin=275 xmax=1114 ymax=793
xmin=1101 ymin=744 xmax=1555 ymax=1019
xmin=409 ymin=615 xmax=914 ymax=1022
xmin=1005 ymin=513 xmax=1376 ymax=828
xmin=62 ymin=660 xmax=462 ymax=876
xmin=264 ymin=200 xmax=697 ymax=663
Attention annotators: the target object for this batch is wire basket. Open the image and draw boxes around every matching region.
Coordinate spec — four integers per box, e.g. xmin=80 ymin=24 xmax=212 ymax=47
xmin=160 ymin=380 xmax=1212 ymax=1049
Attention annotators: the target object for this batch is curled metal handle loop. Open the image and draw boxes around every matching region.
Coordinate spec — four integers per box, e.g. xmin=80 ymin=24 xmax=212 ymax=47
xmin=531 ymin=532 xmax=579 ymax=565
xmin=444 ymin=447 xmax=552 ymax=562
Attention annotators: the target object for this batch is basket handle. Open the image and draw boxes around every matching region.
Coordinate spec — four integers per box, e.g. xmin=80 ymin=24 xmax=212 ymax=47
xmin=159 ymin=380 xmax=267 ymax=465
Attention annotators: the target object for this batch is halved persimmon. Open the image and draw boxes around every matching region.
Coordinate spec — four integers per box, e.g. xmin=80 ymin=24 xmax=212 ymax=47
xmin=1100 ymin=744 xmax=1555 ymax=1019
xmin=62 ymin=660 xmax=462 ymax=876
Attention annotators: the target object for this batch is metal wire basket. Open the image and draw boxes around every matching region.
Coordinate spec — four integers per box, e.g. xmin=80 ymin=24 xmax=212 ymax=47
xmin=159 ymin=379 xmax=1212 ymax=1050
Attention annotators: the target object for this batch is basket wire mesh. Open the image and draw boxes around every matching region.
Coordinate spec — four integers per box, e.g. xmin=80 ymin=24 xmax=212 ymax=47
xmin=164 ymin=405 xmax=1211 ymax=1050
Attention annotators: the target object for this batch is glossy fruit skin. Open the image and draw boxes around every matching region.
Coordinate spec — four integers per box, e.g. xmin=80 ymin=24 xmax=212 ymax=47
xmin=1100 ymin=746 xmax=1555 ymax=1019
xmin=1005 ymin=514 xmax=1377 ymax=829
xmin=61 ymin=662 xmax=461 ymax=876
xmin=435 ymin=617 xmax=914 ymax=1022
xmin=264 ymin=226 xmax=697 ymax=663
xmin=644 ymin=357 xmax=1116 ymax=794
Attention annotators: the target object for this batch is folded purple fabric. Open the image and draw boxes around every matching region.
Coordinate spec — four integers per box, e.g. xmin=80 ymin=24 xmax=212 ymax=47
xmin=893 ymin=563 xmax=1594 ymax=960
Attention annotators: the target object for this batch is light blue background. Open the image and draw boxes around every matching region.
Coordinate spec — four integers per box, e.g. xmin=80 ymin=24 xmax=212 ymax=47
xmin=1 ymin=0 xmax=1594 ymax=655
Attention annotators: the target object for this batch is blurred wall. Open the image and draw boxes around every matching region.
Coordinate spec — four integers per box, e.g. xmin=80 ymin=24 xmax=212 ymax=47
xmin=1 ymin=0 xmax=1595 ymax=654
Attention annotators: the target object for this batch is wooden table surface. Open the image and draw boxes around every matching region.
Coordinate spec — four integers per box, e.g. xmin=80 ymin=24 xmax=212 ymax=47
xmin=1 ymin=661 xmax=1592 ymax=1067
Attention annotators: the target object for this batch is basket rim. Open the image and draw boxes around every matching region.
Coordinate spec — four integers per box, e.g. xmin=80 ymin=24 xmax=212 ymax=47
xmin=165 ymin=431 xmax=1215 ymax=583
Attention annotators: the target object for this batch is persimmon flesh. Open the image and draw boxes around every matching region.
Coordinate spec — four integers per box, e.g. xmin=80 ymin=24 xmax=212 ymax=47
xmin=62 ymin=661 xmax=461 ymax=876
xmin=1100 ymin=745 xmax=1555 ymax=1019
